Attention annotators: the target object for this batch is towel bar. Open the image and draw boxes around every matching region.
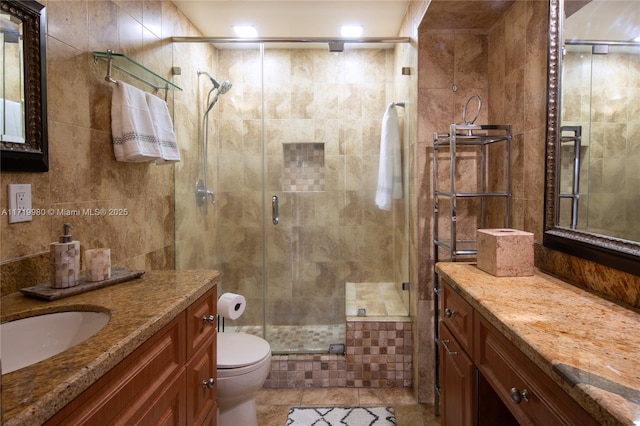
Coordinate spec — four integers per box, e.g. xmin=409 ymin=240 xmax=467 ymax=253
xmin=93 ymin=50 xmax=182 ymax=101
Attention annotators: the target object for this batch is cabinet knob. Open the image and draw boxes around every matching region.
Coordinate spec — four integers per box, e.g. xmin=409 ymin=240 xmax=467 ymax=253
xmin=202 ymin=378 xmax=215 ymax=389
xmin=202 ymin=314 xmax=216 ymax=325
xmin=509 ymin=387 xmax=529 ymax=404
xmin=444 ymin=308 xmax=456 ymax=318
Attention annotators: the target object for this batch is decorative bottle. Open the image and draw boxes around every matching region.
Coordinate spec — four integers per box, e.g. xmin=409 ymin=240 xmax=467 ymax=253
xmin=50 ymin=223 xmax=80 ymax=288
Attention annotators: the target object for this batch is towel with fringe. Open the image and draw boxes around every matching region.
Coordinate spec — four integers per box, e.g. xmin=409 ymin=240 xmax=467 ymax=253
xmin=375 ymin=103 xmax=403 ymax=210
xmin=145 ymin=92 xmax=180 ymax=164
xmin=111 ymin=81 xmax=161 ymax=162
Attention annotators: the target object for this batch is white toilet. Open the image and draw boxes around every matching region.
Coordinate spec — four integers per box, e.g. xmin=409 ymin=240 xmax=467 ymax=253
xmin=217 ymin=332 xmax=272 ymax=426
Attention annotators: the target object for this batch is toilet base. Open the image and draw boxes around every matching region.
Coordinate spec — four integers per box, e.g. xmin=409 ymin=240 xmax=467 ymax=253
xmin=218 ymin=397 xmax=258 ymax=426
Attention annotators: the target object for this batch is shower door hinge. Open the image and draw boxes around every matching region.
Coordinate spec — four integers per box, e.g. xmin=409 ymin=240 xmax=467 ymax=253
xmin=402 ymin=282 xmax=410 ymax=291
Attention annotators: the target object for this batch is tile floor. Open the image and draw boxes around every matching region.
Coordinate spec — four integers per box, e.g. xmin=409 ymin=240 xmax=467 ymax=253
xmin=255 ymin=387 xmax=440 ymax=426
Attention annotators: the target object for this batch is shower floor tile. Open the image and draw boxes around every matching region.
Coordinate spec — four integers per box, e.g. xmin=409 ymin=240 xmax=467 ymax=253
xmin=225 ymin=324 xmax=346 ymax=353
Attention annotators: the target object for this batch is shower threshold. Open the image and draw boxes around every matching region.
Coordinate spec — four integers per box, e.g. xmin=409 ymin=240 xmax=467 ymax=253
xmin=224 ymin=323 xmax=345 ymax=354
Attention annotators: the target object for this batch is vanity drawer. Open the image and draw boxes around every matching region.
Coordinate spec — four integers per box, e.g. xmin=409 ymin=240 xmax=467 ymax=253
xmin=187 ymin=287 xmax=217 ymax=359
xmin=440 ymin=281 xmax=474 ymax=354
xmin=474 ymin=314 xmax=598 ymax=426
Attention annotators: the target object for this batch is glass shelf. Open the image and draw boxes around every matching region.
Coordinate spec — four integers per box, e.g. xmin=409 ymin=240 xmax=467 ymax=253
xmin=92 ymin=50 xmax=182 ymax=92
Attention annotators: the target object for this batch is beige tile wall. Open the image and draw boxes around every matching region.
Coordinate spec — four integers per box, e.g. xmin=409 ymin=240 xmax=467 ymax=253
xmin=0 ymin=1 xmax=201 ymax=296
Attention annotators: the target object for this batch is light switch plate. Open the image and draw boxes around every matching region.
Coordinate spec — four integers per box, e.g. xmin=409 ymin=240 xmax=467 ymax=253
xmin=8 ymin=184 xmax=32 ymax=223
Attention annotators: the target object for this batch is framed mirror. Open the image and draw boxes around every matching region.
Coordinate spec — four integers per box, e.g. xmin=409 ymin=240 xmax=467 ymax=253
xmin=544 ymin=0 xmax=640 ymax=276
xmin=0 ymin=0 xmax=47 ymax=172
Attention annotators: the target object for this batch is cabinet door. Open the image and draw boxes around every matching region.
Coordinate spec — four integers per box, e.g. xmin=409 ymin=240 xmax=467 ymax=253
xmin=131 ymin=369 xmax=186 ymax=426
xmin=439 ymin=323 xmax=475 ymax=426
xmin=187 ymin=332 xmax=217 ymax=426
xmin=187 ymin=288 xmax=217 ymax=358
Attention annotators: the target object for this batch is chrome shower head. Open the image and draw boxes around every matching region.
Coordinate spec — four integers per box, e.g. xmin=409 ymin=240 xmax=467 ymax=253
xmin=204 ymin=80 xmax=233 ymax=115
xmin=218 ymin=80 xmax=232 ymax=95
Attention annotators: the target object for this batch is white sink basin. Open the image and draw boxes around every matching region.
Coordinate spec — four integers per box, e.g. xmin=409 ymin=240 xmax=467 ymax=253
xmin=1 ymin=310 xmax=110 ymax=374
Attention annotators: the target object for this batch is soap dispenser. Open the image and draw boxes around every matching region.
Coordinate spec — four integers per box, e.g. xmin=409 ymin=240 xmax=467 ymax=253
xmin=50 ymin=223 xmax=80 ymax=288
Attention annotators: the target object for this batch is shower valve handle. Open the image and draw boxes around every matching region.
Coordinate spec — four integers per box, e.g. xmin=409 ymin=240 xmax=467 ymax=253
xmin=206 ymin=190 xmax=216 ymax=204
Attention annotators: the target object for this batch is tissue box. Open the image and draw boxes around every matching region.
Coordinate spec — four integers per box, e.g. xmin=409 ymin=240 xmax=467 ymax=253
xmin=477 ymin=229 xmax=534 ymax=277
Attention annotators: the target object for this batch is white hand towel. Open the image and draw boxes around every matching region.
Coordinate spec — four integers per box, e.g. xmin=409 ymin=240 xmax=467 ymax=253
xmin=111 ymin=81 xmax=162 ymax=162
xmin=145 ymin=92 xmax=180 ymax=164
xmin=375 ymin=103 xmax=403 ymax=210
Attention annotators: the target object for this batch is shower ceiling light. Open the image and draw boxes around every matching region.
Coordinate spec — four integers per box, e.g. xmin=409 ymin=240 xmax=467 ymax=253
xmin=233 ymin=25 xmax=258 ymax=38
xmin=341 ymin=25 xmax=363 ymax=37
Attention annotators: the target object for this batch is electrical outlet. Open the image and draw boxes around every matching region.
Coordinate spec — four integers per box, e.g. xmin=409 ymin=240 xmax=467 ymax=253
xmin=7 ymin=184 xmax=32 ymax=223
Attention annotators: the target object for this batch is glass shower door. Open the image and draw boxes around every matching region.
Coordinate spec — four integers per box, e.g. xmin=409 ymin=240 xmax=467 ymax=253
xmin=262 ymin=46 xmax=347 ymax=353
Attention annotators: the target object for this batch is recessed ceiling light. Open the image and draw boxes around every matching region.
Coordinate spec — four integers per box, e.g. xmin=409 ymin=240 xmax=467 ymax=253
xmin=341 ymin=25 xmax=363 ymax=38
xmin=233 ymin=25 xmax=258 ymax=38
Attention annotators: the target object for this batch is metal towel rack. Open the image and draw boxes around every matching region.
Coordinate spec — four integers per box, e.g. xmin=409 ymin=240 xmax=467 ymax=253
xmin=92 ymin=50 xmax=182 ymax=101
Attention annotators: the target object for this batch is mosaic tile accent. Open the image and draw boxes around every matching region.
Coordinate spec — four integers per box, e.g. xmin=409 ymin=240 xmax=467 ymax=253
xmin=254 ymin=321 xmax=412 ymax=389
xmin=265 ymin=353 xmax=348 ymax=388
xmin=345 ymin=321 xmax=413 ymax=388
xmin=282 ymin=143 xmax=325 ymax=192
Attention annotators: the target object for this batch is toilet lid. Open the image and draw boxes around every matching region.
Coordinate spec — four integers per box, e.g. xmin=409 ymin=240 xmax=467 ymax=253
xmin=217 ymin=333 xmax=271 ymax=368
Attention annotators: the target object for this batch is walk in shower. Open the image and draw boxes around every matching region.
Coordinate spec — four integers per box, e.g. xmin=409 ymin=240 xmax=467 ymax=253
xmin=172 ymin=38 xmax=411 ymax=354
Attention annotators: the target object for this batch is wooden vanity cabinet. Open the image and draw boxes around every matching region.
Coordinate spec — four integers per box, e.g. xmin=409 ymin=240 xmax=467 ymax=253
xmin=439 ymin=279 xmax=598 ymax=426
xmin=475 ymin=314 xmax=598 ymax=426
xmin=46 ymin=286 xmax=217 ymax=426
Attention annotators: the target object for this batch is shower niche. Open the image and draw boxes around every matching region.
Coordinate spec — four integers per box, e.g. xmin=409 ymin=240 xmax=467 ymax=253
xmin=282 ymin=143 xmax=325 ymax=192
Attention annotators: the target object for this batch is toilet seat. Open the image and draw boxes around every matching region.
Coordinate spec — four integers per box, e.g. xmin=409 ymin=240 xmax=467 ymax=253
xmin=217 ymin=333 xmax=271 ymax=376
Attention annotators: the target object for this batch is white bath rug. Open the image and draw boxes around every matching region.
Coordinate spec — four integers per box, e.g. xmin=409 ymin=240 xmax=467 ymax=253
xmin=285 ymin=406 xmax=395 ymax=426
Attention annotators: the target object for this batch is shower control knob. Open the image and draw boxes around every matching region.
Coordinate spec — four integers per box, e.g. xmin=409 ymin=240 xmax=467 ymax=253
xmin=202 ymin=378 xmax=215 ymax=389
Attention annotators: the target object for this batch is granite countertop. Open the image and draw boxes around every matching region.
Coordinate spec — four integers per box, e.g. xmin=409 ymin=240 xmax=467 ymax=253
xmin=1 ymin=269 xmax=221 ymax=426
xmin=436 ymin=262 xmax=640 ymax=426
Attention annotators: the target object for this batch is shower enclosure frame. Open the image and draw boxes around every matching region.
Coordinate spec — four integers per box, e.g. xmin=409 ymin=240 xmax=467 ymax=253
xmin=173 ymin=36 xmax=412 ymax=354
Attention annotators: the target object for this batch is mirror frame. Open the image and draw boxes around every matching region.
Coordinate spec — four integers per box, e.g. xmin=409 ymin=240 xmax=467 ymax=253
xmin=543 ymin=0 xmax=640 ymax=276
xmin=0 ymin=0 xmax=47 ymax=172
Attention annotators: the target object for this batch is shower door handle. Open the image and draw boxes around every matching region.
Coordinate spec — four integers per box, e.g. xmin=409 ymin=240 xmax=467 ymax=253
xmin=272 ymin=195 xmax=279 ymax=225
